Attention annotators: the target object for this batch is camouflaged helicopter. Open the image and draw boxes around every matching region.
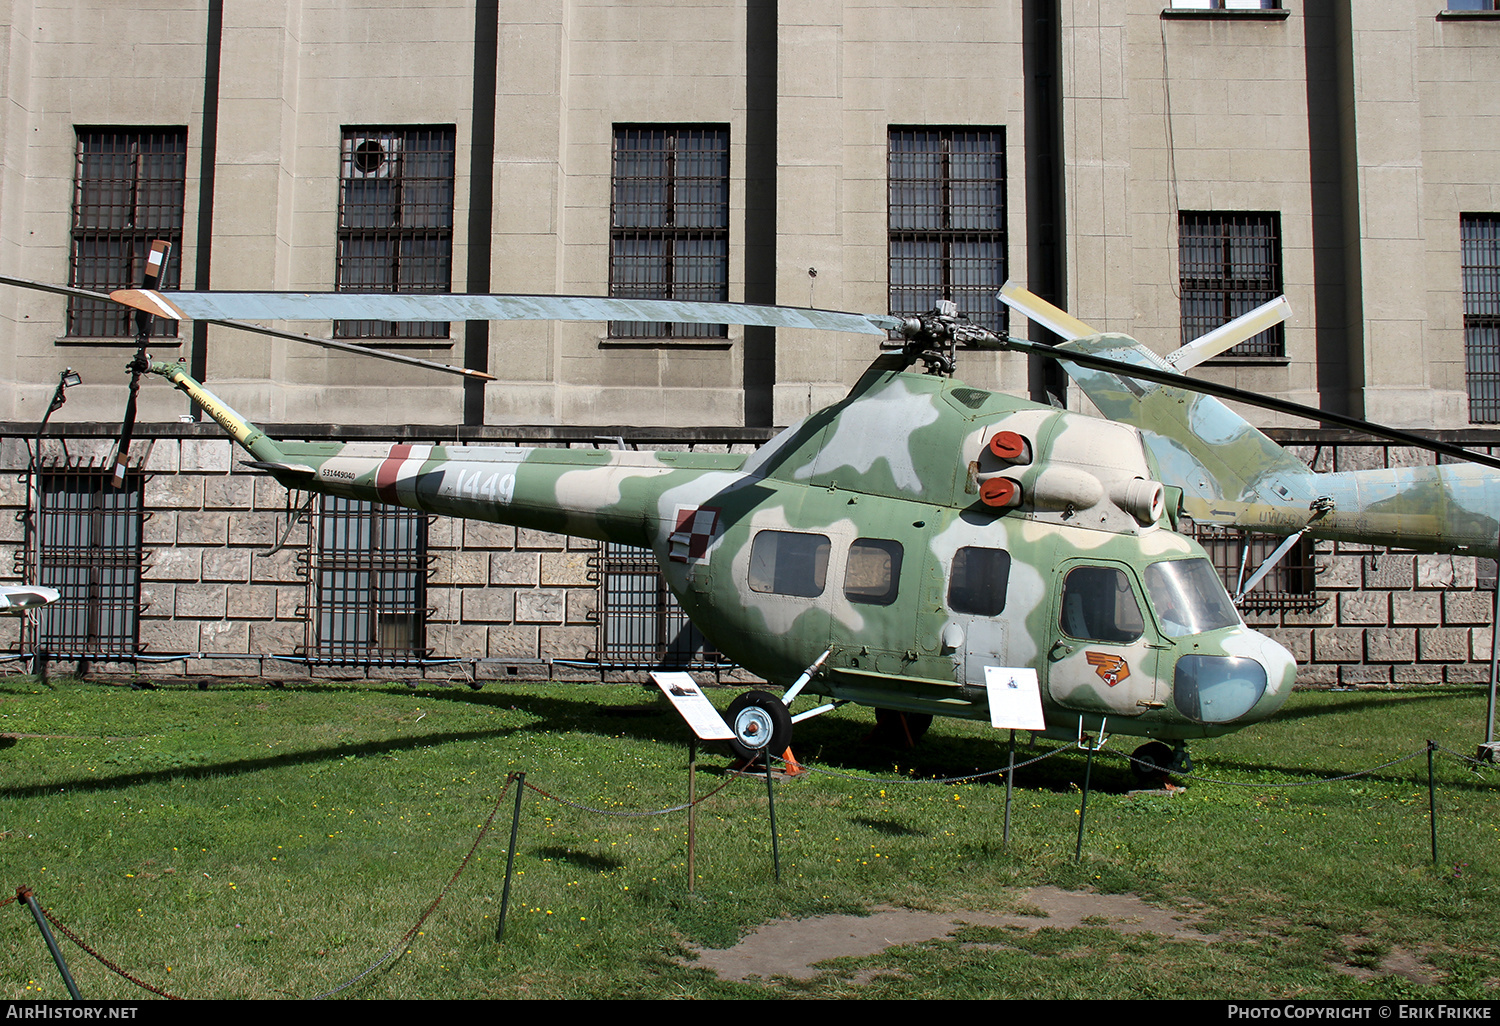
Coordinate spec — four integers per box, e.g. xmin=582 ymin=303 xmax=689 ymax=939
xmin=32 ymin=244 xmax=1495 ymax=776
xmin=62 ymin=264 xmax=1330 ymax=782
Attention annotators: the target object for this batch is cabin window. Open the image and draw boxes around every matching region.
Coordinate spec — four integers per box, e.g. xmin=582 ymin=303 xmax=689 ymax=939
xmin=310 ymin=496 xmax=429 ymax=663
xmin=1463 ymin=214 xmax=1500 ymax=423
xmin=609 ymin=125 xmax=730 ymax=339
xmin=335 ymin=126 xmax=456 ymax=340
xmin=1178 ymin=211 xmax=1283 ymax=357
xmin=68 ymin=128 xmax=186 ymax=338
xmin=1058 ymin=565 xmax=1144 ymax=644
xmin=748 ymin=530 xmax=829 ymax=597
xmin=888 ymin=128 xmax=1007 ymax=335
xmin=27 ymin=468 xmax=144 ymax=659
xmin=947 ymin=546 xmax=1012 ymax=616
xmin=844 ymin=538 xmax=903 ymax=606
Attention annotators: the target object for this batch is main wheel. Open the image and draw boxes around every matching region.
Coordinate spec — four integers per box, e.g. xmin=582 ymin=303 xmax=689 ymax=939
xmin=1131 ymin=741 xmax=1176 ymax=787
xmin=726 ymin=690 xmax=793 ymax=762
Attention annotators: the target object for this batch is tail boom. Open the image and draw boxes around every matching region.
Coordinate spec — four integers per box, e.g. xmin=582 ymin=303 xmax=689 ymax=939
xmin=149 ymin=361 xmax=748 ymax=551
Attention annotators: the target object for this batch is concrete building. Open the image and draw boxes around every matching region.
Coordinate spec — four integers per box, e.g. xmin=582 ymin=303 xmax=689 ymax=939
xmin=1 ymin=0 xmax=1497 ymax=684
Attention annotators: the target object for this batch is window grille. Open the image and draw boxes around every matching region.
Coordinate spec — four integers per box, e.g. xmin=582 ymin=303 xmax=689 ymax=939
xmin=309 ymin=495 xmax=429 ymax=663
xmin=1462 ymin=215 xmax=1500 ymax=423
xmin=609 ymin=126 xmax=729 ymax=339
xmin=591 ymin=544 xmax=722 ymax=668
xmin=888 ymin=128 xmax=1007 ymax=334
xmin=1179 ymin=212 xmax=1284 ymax=357
xmin=1168 ymin=1 xmax=1279 ymax=9
xmin=335 ymin=126 xmax=455 ymax=339
xmin=28 ymin=469 xmax=143 ymax=658
xmin=1180 ymin=518 xmax=1318 ymax=610
xmin=69 ymin=128 xmax=186 ymax=338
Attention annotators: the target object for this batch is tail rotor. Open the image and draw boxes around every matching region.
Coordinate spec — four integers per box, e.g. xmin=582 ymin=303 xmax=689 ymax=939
xmin=111 ymin=239 xmax=169 ymax=489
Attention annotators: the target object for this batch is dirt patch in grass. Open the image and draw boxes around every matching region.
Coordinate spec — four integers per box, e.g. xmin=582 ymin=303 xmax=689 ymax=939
xmin=1333 ymin=935 xmax=1442 ymax=986
xmin=686 ymin=887 xmax=1219 ymax=983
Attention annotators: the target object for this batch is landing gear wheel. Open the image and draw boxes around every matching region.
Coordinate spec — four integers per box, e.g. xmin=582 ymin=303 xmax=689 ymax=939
xmin=726 ymin=690 xmax=793 ymax=762
xmin=872 ymin=708 xmax=933 ymax=748
xmin=1131 ymin=741 xmax=1176 ymax=788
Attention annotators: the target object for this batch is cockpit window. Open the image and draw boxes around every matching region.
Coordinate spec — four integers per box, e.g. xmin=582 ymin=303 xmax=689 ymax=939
xmin=1058 ymin=565 xmax=1144 ymax=644
xmin=1144 ymin=558 xmax=1241 ymax=637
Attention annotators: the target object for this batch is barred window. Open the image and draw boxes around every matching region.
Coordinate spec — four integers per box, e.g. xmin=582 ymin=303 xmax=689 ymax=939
xmin=1181 ymin=519 xmax=1318 ymax=610
xmin=1462 ymin=215 xmax=1500 ymax=423
xmin=592 ymin=543 xmax=722 ymax=668
xmin=609 ymin=126 xmax=729 ymax=339
xmin=29 ymin=469 xmax=143 ymax=659
xmin=335 ymin=127 xmax=455 ymax=340
xmin=1168 ymin=1 xmax=1279 ymax=9
xmin=310 ymin=496 xmax=429 ymax=664
xmin=889 ymin=128 xmax=1007 ymax=334
xmin=69 ymin=128 xmax=186 ymax=338
xmin=1179 ymin=212 xmax=1283 ymax=357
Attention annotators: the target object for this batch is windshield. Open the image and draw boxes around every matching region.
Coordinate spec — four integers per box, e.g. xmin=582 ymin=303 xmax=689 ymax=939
xmin=1143 ymin=558 xmax=1241 ymax=638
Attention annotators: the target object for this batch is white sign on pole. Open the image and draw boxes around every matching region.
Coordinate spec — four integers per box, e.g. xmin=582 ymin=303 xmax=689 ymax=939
xmin=984 ymin=666 xmax=1046 ymax=730
xmin=650 ymin=671 xmax=736 ymax=740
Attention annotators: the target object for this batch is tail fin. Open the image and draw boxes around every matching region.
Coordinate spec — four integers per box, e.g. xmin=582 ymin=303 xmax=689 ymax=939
xmin=148 ymin=361 xmax=315 ymax=483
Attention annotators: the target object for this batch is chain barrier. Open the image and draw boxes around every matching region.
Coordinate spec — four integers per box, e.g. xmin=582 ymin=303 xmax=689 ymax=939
xmin=12 ymin=729 xmax=1487 ymax=1000
xmin=1436 ymin=740 xmax=1499 ymax=770
xmin=520 ymin=773 xmax=740 ymax=817
xmin=772 ymin=741 xmax=1072 ymax=786
xmin=1115 ymin=745 xmax=1433 ymax=788
xmin=310 ymin=773 xmax=516 ymax=1000
xmin=8 ymin=886 xmax=182 ymax=1000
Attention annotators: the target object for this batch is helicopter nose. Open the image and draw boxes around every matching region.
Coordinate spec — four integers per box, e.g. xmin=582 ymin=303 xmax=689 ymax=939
xmin=1170 ymin=630 xmax=1296 ymax=725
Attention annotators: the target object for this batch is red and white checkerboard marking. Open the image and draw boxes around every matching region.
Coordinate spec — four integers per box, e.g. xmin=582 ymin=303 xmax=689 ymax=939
xmin=669 ymin=506 xmax=720 ymax=562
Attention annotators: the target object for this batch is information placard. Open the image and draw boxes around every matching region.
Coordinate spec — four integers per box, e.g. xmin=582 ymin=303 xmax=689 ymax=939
xmin=650 ymin=671 xmax=736 ymax=740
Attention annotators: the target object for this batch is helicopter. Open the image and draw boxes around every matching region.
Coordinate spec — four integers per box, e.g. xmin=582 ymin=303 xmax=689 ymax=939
xmin=77 ymin=270 xmax=1319 ymax=779
xmin=21 ymin=254 xmax=1493 ymax=777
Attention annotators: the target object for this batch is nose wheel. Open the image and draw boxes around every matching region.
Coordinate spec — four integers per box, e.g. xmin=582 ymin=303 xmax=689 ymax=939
xmin=726 ymin=690 xmax=793 ymax=762
xmin=1130 ymin=741 xmax=1185 ymax=788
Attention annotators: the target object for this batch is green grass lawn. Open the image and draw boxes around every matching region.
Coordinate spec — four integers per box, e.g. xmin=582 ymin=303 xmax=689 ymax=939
xmin=0 ymin=675 xmax=1495 ymax=999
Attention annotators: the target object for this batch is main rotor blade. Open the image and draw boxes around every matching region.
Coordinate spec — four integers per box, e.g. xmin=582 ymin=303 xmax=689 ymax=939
xmin=1003 ymin=335 xmax=1500 ymax=473
xmin=0 ymin=271 xmax=494 ymax=379
xmin=110 ymin=290 xmax=904 ymax=336
xmin=0 ymin=275 xmax=114 ymax=303
xmin=198 ymin=320 xmax=496 ymax=380
xmin=997 ymin=280 xmax=1099 ymax=341
xmin=1168 ymin=296 xmax=1292 ymax=371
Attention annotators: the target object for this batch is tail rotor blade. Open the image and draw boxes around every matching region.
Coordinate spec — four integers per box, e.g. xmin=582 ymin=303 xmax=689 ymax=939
xmin=114 ymin=240 xmax=171 ymax=489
